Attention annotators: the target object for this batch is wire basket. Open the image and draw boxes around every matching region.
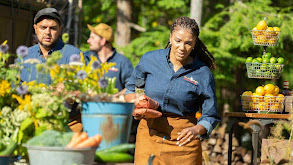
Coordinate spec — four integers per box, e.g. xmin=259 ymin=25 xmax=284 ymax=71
xmin=246 ymin=63 xmax=284 ymax=79
xmin=241 ymin=95 xmax=285 ymax=112
xmin=251 ymin=30 xmax=281 ymax=46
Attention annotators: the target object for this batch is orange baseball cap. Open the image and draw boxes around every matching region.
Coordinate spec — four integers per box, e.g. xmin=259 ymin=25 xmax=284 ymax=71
xmin=87 ymin=23 xmax=114 ymax=43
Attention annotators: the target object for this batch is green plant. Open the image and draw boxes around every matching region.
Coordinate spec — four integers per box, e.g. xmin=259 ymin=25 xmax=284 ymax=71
xmin=0 ymin=41 xmax=119 ymax=157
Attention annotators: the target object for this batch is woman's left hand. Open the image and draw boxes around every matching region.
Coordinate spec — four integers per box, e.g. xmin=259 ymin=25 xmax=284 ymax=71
xmin=177 ymin=124 xmax=206 ymax=147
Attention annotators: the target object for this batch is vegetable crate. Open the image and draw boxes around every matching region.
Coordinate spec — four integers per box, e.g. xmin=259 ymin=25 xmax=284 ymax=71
xmin=246 ymin=63 xmax=284 ymax=79
xmin=241 ymin=95 xmax=285 ymax=112
xmin=251 ymin=30 xmax=281 ymax=46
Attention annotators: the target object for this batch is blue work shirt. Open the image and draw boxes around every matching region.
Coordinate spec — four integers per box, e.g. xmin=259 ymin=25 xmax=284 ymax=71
xmin=16 ymin=39 xmax=81 ymax=85
xmin=125 ymin=48 xmax=221 ymax=138
xmin=83 ymin=49 xmax=133 ymax=91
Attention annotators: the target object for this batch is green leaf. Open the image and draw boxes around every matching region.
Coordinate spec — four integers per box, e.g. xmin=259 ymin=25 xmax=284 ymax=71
xmin=35 ymin=108 xmax=47 ymax=118
xmin=34 ymin=126 xmax=49 ymax=136
xmin=17 ymin=130 xmax=24 ymax=144
xmin=20 ymin=118 xmax=33 ymax=131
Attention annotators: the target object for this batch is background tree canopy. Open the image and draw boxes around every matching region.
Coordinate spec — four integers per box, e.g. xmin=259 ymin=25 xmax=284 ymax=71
xmin=81 ymin=0 xmax=293 ymax=113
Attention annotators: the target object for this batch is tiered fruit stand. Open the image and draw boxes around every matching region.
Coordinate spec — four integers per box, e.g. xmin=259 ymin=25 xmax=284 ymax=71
xmin=227 ymin=18 xmax=287 ymax=165
xmin=241 ymin=19 xmax=284 ymax=114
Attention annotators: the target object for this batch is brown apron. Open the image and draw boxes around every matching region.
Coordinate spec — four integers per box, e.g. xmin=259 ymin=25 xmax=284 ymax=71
xmin=134 ymin=114 xmax=202 ymax=165
xmin=67 ymin=114 xmax=83 ymax=132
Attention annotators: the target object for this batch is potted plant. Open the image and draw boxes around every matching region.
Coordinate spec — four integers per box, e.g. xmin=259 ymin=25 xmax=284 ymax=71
xmin=48 ymin=53 xmax=134 ymax=151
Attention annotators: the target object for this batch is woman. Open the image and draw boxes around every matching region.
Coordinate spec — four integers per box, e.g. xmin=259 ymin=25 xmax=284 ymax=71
xmin=125 ymin=16 xmax=221 ymax=165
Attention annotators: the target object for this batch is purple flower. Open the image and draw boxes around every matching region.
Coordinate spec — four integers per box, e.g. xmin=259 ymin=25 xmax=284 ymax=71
xmin=63 ymin=101 xmax=72 ymax=109
xmin=69 ymin=54 xmax=81 ymax=62
xmin=16 ymin=45 xmax=29 ymax=58
xmin=16 ymin=85 xmax=28 ymax=95
xmin=77 ymin=70 xmax=87 ymax=80
xmin=0 ymin=44 xmax=9 ymax=54
xmin=98 ymin=78 xmax=108 ymax=89
xmin=91 ymin=60 xmax=100 ymax=70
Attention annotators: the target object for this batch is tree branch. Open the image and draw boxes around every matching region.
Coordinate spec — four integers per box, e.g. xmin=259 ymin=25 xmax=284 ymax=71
xmin=129 ymin=23 xmax=146 ymax=32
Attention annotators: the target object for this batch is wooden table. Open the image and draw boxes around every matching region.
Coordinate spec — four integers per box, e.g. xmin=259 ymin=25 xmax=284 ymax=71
xmin=225 ymin=112 xmax=291 ymax=165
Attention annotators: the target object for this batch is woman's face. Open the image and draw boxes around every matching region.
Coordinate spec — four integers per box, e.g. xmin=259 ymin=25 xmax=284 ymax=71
xmin=169 ymin=28 xmax=196 ymax=64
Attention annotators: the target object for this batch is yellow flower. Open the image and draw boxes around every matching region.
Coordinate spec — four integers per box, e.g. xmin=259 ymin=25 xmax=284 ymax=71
xmin=85 ymin=55 xmax=97 ymax=73
xmin=12 ymin=94 xmax=32 ymax=111
xmin=33 ymin=118 xmax=39 ymax=129
xmin=80 ymin=52 xmax=84 ymax=62
xmin=152 ymin=21 xmax=158 ymax=27
xmin=0 ymin=80 xmax=11 ymax=96
xmin=26 ymin=81 xmax=36 ymax=86
xmin=38 ymin=83 xmax=48 ymax=88
xmin=2 ymin=40 xmax=7 ymax=45
xmin=50 ymin=65 xmax=60 ymax=79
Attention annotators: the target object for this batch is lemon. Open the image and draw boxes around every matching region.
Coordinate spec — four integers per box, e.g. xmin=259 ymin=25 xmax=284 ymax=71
xmin=264 ymin=94 xmax=275 ymax=105
xmin=252 ymin=27 xmax=261 ymax=36
xmin=268 ymin=38 xmax=277 ymax=45
xmin=270 ymin=103 xmax=282 ymax=112
xmin=264 ymin=84 xmax=275 ymax=95
xmin=256 ymin=20 xmax=268 ymax=30
xmin=276 ymin=94 xmax=285 ymax=102
xmin=257 ymin=102 xmax=267 ymax=111
xmin=252 ymin=92 xmax=264 ymax=103
xmin=272 ymin=86 xmax=279 ymax=96
xmin=264 ymin=27 xmax=274 ymax=38
xmin=255 ymin=35 xmax=266 ymax=44
xmin=255 ymin=86 xmax=265 ymax=96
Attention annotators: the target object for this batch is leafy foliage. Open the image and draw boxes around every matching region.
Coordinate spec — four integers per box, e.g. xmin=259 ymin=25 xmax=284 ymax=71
xmin=200 ymin=0 xmax=293 ymax=88
xmin=121 ymin=26 xmax=170 ymax=66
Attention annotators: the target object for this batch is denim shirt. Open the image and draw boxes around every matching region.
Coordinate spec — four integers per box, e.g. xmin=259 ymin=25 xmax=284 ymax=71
xmin=83 ymin=49 xmax=133 ymax=91
xmin=125 ymin=48 xmax=221 ymax=138
xmin=16 ymin=39 xmax=81 ymax=85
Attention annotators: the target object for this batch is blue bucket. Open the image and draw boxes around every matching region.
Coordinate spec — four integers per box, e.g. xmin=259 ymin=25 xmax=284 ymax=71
xmin=0 ymin=156 xmax=20 ymax=165
xmin=0 ymin=156 xmax=10 ymax=165
xmin=81 ymin=102 xmax=134 ymax=151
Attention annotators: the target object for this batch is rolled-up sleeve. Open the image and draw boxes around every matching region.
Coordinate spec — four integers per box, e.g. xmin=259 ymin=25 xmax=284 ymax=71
xmin=197 ymin=74 xmax=221 ymax=138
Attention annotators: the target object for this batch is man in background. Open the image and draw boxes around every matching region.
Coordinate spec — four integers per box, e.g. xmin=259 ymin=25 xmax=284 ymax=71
xmin=17 ymin=7 xmax=81 ymax=84
xmin=84 ymin=23 xmax=133 ymax=96
xmin=15 ymin=8 xmax=82 ymax=132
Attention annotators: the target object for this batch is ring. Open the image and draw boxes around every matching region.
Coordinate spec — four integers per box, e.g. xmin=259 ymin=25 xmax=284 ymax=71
xmin=187 ymin=138 xmax=190 ymax=142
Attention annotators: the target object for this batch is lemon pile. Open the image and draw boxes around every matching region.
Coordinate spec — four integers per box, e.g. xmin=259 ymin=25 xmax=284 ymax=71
xmin=242 ymin=84 xmax=284 ymax=111
xmin=251 ymin=20 xmax=281 ymax=45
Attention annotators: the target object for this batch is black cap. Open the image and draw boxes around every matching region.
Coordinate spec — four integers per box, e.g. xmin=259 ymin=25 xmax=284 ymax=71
xmin=34 ymin=8 xmax=61 ymax=25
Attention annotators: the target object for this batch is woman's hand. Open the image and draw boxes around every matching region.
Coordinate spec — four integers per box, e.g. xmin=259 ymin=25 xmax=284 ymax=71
xmin=125 ymin=93 xmax=137 ymax=103
xmin=127 ymin=94 xmax=162 ymax=120
xmin=132 ymin=108 xmax=162 ymax=120
xmin=176 ymin=124 xmax=206 ymax=147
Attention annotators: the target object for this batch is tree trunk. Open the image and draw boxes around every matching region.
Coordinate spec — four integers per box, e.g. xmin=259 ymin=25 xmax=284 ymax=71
xmin=190 ymin=0 xmax=203 ymax=27
xmin=74 ymin=0 xmax=82 ymax=47
xmin=66 ymin=0 xmax=73 ymax=34
xmin=116 ymin=0 xmax=131 ymax=46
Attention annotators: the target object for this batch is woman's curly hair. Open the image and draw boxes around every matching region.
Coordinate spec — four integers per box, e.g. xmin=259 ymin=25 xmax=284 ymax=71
xmin=165 ymin=16 xmax=216 ymax=70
